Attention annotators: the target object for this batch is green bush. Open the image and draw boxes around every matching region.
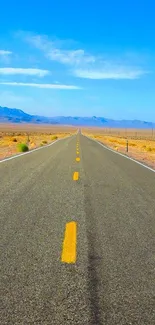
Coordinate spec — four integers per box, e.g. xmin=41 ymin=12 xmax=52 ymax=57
xmin=51 ymin=135 xmax=58 ymax=140
xmin=17 ymin=143 xmax=29 ymax=152
xmin=42 ymin=140 xmax=48 ymax=144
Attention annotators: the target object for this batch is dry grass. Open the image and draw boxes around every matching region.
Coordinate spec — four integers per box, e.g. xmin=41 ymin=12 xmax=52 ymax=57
xmin=0 ymin=123 xmax=77 ymax=134
xmin=0 ymin=124 xmax=77 ymax=160
xmin=82 ymin=128 xmax=155 ymax=169
xmin=82 ymin=127 xmax=155 ymax=140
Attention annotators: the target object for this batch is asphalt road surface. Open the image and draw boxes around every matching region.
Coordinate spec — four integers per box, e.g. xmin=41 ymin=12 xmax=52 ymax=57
xmin=0 ymin=133 xmax=155 ymax=325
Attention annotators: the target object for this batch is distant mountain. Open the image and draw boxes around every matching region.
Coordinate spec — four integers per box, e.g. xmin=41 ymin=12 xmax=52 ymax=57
xmin=0 ymin=106 xmax=155 ymax=128
xmin=0 ymin=106 xmax=59 ymax=124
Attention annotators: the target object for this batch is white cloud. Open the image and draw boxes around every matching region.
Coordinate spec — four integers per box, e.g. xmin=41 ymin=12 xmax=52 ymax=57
xmin=47 ymin=48 xmax=95 ymax=65
xmin=74 ymin=68 xmax=146 ymax=79
xmin=0 ymin=81 xmax=81 ymax=89
xmin=27 ymin=35 xmax=95 ymax=66
xmin=24 ymin=33 xmax=147 ymax=80
xmin=0 ymin=68 xmax=49 ymax=77
xmin=0 ymin=50 xmax=12 ymax=56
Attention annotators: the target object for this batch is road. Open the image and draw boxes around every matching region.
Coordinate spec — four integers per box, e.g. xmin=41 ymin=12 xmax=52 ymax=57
xmin=0 ymin=133 xmax=155 ymax=325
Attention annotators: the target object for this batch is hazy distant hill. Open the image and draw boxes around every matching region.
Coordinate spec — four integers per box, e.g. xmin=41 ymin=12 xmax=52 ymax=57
xmin=0 ymin=106 xmax=59 ymax=124
xmin=0 ymin=106 xmax=155 ymax=128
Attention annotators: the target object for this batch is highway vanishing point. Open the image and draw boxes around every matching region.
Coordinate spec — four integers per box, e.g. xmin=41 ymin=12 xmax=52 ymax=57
xmin=0 ymin=131 xmax=155 ymax=324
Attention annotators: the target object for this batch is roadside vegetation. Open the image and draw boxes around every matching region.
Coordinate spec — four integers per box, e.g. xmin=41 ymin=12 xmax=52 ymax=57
xmin=51 ymin=135 xmax=58 ymax=140
xmin=17 ymin=143 xmax=29 ymax=152
xmin=82 ymin=128 xmax=155 ymax=169
xmin=0 ymin=124 xmax=77 ymax=160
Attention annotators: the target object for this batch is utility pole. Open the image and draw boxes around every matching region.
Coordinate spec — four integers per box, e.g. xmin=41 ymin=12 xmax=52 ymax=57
xmin=126 ymin=139 xmax=129 ymax=153
xmin=27 ymin=133 xmax=30 ymax=145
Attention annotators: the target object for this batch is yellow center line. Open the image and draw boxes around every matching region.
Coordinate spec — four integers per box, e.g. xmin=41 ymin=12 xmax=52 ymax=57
xmin=61 ymin=221 xmax=77 ymax=264
xmin=73 ymin=171 xmax=79 ymax=180
xmin=76 ymin=151 xmax=80 ymax=154
xmin=76 ymin=157 xmax=80 ymax=162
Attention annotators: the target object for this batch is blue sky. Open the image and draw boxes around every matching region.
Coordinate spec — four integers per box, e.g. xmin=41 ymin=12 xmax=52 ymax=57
xmin=0 ymin=0 xmax=155 ymax=121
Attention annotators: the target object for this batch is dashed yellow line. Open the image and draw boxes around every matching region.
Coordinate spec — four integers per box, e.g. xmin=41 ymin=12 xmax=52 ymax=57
xmin=73 ymin=171 xmax=79 ymax=180
xmin=61 ymin=221 xmax=77 ymax=264
xmin=76 ymin=157 xmax=80 ymax=162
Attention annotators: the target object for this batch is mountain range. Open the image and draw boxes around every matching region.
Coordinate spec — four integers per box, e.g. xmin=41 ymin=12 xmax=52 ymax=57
xmin=0 ymin=106 xmax=155 ymax=128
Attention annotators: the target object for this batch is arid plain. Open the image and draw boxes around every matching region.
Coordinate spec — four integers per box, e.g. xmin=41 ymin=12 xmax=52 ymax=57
xmin=0 ymin=124 xmax=155 ymax=169
xmin=82 ymin=127 xmax=155 ymax=169
xmin=0 ymin=124 xmax=77 ymax=160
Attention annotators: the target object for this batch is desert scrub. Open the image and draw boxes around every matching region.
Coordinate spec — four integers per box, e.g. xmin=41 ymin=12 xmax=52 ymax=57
xmin=42 ymin=140 xmax=48 ymax=144
xmin=146 ymin=147 xmax=155 ymax=152
xmin=51 ymin=135 xmax=58 ymax=140
xmin=12 ymin=138 xmax=17 ymax=142
xmin=17 ymin=143 xmax=29 ymax=152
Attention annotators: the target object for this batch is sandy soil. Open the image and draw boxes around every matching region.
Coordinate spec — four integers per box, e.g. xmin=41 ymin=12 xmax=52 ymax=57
xmin=82 ymin=131 xmax=155 ymax=170
xmin=0 ymin=124 xmax=77 ymax=160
